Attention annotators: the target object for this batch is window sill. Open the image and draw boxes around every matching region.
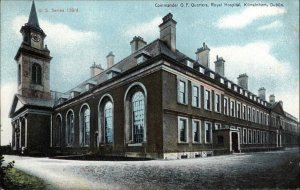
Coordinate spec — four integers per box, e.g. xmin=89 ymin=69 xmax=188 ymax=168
xmin=178 ymin=142 xmax=189 ymax=144
xmin=128 ymin=143 xmax=143 ymax=147
xmin=192 ymin=105 xmax=201 ymax=109
xmin=204 ymin=108 xmax=211 ymax=111
xmin=192 ymin=142 xmax=202 ymax=144
xmin=178 ymin=102 xmax=188 ymax=106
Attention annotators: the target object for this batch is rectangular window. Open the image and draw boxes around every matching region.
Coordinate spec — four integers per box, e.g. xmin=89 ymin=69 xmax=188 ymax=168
xmin=253 ymin=130 xmax=256 ymax=144
xmin=257 ymin=130 xmax=260 ymax=144
xmin=215 ymin=94 xmax=220 ymax=113
xmin=261 ymin=131 xmax=264 ymax=144
xmin=252 ymin=108 xmax=256 ymax=122
xmin=192 ymin=120 xmax=201 ymax=143
xmin=178 ymin=117 xmax=188 ymax=143
xmin=192 ymin=85 xmax=200 ymax=108
xmin=237 ymin=102 xmax=241 ymax=118
xmin=243 ymin=128 xmax=247 ymax=144
xmin=230 ymin=100 xmax=235 ymax=117
xmin=237 ymin=127 xmax=242 ymax=144
xmin=215 ymin=123 xmax=221 ymax=130
xmin=260 ymin=112 xmax=263 ymax=124
xmin=248 ymin=129 xmax=252 ymax=144
xmin=256 ymin=110 xmax=259 ymax=123
xmin=224 ymin=97 xmax=228 ymax=115
xmin=248 ymin=106 xmax=251 ymax=121
xmin=266 ymin=114 xmax=269 ymax=125
xmin=242 ymin=105 xmax=246 ymax=120
xmin=204 ymin=90 xmax=211 ymax=110
xmin=205 ymin=122 xmax=212 ymax=144
xmin=178 ymin=80 xmax=186 ymax=104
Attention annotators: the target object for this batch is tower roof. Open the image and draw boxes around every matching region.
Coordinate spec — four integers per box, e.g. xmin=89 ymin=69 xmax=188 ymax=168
xmin=27 ymin=0 xmax=40 ymax=28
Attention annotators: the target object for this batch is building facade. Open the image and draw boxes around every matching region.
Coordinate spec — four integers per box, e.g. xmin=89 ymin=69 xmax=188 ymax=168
xmin=10 ymin=2 xmax=299 ymax=158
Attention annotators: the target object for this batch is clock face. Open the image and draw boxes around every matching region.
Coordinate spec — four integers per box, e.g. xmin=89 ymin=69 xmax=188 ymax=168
xmin=31 ymin=33 xmax=41 ymax=42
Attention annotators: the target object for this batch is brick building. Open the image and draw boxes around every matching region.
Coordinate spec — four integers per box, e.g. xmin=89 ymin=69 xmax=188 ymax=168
xmin=9 ymin=1 xmax=299 ymax=158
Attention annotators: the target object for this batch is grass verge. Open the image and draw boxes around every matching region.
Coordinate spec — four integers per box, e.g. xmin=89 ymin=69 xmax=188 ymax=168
xmin=3 ymin=168 xmax=55 ymax=190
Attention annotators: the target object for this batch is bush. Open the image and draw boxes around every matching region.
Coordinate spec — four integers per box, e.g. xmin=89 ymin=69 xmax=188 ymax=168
xmin=0 ymin=149 xmax=15 ymax=189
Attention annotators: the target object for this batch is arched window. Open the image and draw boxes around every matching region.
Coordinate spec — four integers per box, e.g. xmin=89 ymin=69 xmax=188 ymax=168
xmin=32 ymin=63 xmax=42 ymax=84
xmin=104 ymin=101 xmax=113 ymax=143
xmin=124 ymin=83 xmax=147 ymax=145
xmin=98 ymin=95 xmax=114 ymax=146
xmin=66 ymin=110 xmax=75 ymax=146
xmin=80 ymin=105 xmax=90 ymax=146
xmin=54 ymin=115 xmax=61 ymax=147
xmin=131 ymin=91 xmax=145 ymax=143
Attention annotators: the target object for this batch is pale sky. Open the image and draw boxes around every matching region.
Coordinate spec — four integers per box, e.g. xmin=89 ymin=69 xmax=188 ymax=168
xmin=1 ymin=0 xmax=299 ymax=145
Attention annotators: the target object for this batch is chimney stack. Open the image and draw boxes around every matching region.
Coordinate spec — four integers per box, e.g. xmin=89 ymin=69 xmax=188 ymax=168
xmin=237 ymin=73 xmax=248 ymax=90
xmin=90 ymin=62 xmax=103 ymax=77
xmin=106 ymin=51 xmax=115 ymax=68
xmin=214 ymin=55 xmax=225 ymax=76
xmin=159 ymin=13 xmax=177 ymax=52
xmin=195 ymin=42 xmax=210 ymax=68
xmin=258 ymin=87 xmax=266 ymax=100
xmin=279 ymin=100 xmax=283 ymax=108
xmin=130 ymin=36 xmax=147 ymax=53
xmin=269 ymin=94 xmax=275 ymax=103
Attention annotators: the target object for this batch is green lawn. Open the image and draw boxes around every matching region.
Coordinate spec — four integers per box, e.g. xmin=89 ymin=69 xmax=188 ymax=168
xmin=3 ymin=168 xmax=56 ymax=190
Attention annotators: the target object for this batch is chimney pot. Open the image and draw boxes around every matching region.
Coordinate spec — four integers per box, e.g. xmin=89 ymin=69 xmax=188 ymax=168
xmin=237 ymin=73 xmax=248 ymax=90
xmin=258 ymin=87 xmax=266 ymax=100
xmin=195 ymin=42 xmax=210 ymax=68
xmin=90 ymin=61 xmax=103 ymax=77
xmin=130 ymin=36 xmax=147 ymax=53
xmin=214 ymin=55 xmax=225 ymax=76
xmin=106 ymin=51 xmax=115 ymax=68
xmin=159 ymin=13 xmax=177 ymax=52
xmin=269 ymin=94 xmax=275 ymax=103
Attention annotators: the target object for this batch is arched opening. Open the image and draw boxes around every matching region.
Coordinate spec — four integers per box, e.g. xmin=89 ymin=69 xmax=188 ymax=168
xmin=54 ymin=115 xmax=62 ymax=147
xmin=66 ymin=110 xmax=75 ymax=146
xmin=98 ymin=95 xmax=114 ymax=146
xmin=80 ymin=104 xmax=90 ymax=146
xmin=124 ymin=82 xmax=147 ymax=145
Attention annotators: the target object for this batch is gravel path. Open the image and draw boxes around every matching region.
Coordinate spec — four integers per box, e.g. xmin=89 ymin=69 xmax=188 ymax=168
xmin=4 ymin=148 xmax=299 ymax=189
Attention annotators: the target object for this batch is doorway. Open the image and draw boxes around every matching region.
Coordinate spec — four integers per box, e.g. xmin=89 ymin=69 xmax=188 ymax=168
xmin=231 ymin=132 xmax=239 ymax=152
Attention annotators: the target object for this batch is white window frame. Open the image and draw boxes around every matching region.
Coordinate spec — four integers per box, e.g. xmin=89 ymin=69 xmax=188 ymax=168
xmin=177 ymin=77 xmax=188 ymax=105
xmin=242 ymin=104 xmax=246 ymax=120
xmin=230 ymin=100 xmax=235 ymax=117
xmin=178 ymin=116 xmax=188 ymax=143
xmin=248 ymin=129 xmax=252 ymax=144
xmin=192 ymin=83 xmax=201 ymax=108
xmin=192 ymin=119 xmax=201 ymax=143
xmin=243 ymin=128 xmax=247 ymax=144
xmin=215 ymin=123 xmax=221 ymax=130
xmin=252 ymin=108 xmax=256 ymax=122
xmin=248 ymin=106 xmax=251 ymax=121
xmin=237 ymin=102 xmax=241 ymax=119
xmin=204 ymin=121 xmax=213 ymax=144
xmin=214 ymin=93 xmax=221 ymax=113
xmin=224 ymin=96 xmax=229 ymax=115
xmin=237 ymin=127 xmax=242 ymax=145
xmin=253 ymin=129 xmax=256 ymax=144
xmin=204 ymin=89 xmax=211 ymax=111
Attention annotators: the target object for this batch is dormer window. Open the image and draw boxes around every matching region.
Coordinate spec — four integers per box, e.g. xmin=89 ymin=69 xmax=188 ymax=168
xmin=32 ymin=63 xmax=42 ymax=85
xmin=186 ymin=60 xmax=193 ymax=68
xmin=135 ymin=50 xmax=151 ymax=64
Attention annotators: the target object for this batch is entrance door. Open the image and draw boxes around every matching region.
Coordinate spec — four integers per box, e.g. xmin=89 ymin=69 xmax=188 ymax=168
xmin=232 ymin=132 xmax=239 ymax=152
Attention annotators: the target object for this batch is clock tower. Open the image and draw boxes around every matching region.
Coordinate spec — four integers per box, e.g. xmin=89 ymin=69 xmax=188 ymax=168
xmin=15 ymin=0 xmax=52 ymax=99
